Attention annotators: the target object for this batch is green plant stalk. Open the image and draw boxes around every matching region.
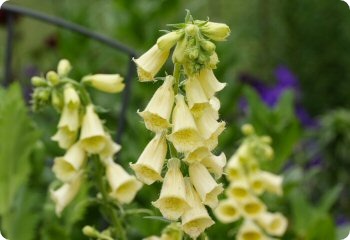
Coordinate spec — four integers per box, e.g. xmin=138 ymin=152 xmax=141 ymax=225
xmin=95 ymin=156 xmax=127 ymax=240
xmin=173 ymin=63 xmax=181 ymax=95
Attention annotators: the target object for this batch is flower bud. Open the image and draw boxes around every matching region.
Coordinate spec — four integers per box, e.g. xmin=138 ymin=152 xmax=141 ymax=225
xmin=172 ymin=37 xmax=187 ymax=64
xmin=185 ymin=24 xmax=199 ymax=37
xmin=157 ymin=31 xmax=183 ymax=51
xmin=57 ymin=59 xmax=72 ymax=77
xmin=200 ymin=40 xmax=216 ymax=53
xmin=82 ymin=74 xmax=125 ymax=93
xmin=82 ymin=226 xmax=99 ymax=238
xmin=241 ymin=124 xmax=255 ymax=136
xmin=200 ymin=22 xmax=230 ymax=41
xmin=31 ymin=76 xmax=47 ymax=87
xmin=51 ymin=90 xmax=63 ymax=111
xmin=46 ymin=71 xmax=60 ymax=86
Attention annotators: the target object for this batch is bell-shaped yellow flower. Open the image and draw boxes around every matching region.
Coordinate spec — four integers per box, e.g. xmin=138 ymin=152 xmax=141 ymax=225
xmin=138 ymin=76 xmax=174 ymax=132
xmin=167 ymin=95 xmax=203 ymax=152
xmin=225 ymin=155 xmax=245 ymax=181
xmin=260 ymin=171 xmax=283 ymax=196
xmin=58 ymin=105 xmax=80 ymax=132
xmin=105 ymin=159 xmax=142 ymax=204
xmin=226 ymin=179 xmax=250 ymax=202
xmin=131 ymin=134 xmax=167 ymax=185
xmin=133 ymin=44 xmax=170 ymax=81
xmin=63 ymin=84 xmax=80 ymax=109
xmin=82 ymin=74 xmax=125 ymax=93
xmin=200 ymin=21 xmax=230 ymax=41
xmin=183 ymin=146 xmax=210 ymax=164
xmin=189 ymin=163 xmax=223 ymax=208
xmin=237 ymin=220 xmax=267 ymax=240
xmin=201 ymin=152 xmax=226 ymax=179
xmin=185 ymin=76 xmax=210 ymax=117
xmin=99 ymin=134 xmax=121 ymax=160
xmin=52 ymin=142 xmax=86 ymax=182
xmin=50 ymin=174 xmax=83 ymax=216
xmin=181 ymin=178 xmax=214 ymax=239
xmin=257 ymin=212 xmax=288 ymax=237
xmin=152 ymin=158 xmax=189 ymax=220
xmin=79 ymin=105 xmax=107 ymax=154
xmin=248 ymin=172 xmax=265 ymax=195
xmin=157 ymin=31 xmax=183 ymax=51
xmin=195 ymin=107 xmax=225 ymax=150
xmin=197 ymin=68 xmax=226 ymax=99
xmin=241 ymin=196 xmax=267 ymax=219
xmin=52 ymin=126 xmax=78 ymax=149
xmin=214 ymin=198 xmax=241 ymax=223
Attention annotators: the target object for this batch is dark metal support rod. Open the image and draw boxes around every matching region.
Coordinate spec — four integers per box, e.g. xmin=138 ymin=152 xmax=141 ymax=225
xmin=1 ymin=4 xmax=137 ymax=56
xmin=116 ymin=55 xmax=136 ymax=144
xmin=4 ymin=12 xmax=14 ymax=86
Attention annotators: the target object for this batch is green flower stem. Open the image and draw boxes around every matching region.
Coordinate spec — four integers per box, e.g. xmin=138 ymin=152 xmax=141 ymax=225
xmin=95 ymin=156 xmax=127 ymax=240
xmin=173 ymin=63 xmax=181 ymax=95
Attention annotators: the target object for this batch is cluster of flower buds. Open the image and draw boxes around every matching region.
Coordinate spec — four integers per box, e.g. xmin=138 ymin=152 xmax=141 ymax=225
xmin=131 ymin=12 xmax=230 ymax=239
xmin=31 ymin=59 xmax=142 ymax=216
xmin=214 ymin=124 xmax=287 ymax=239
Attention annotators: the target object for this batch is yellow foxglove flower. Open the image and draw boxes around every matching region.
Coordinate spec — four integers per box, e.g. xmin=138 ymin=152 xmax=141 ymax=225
xmin=152 ymin=158 xmax=189 ymax=220
xmin=63 ymin=85 xmax=80 ymax=109
xmin=182 ymin=178 xmax=214 ymax=239
xmin=138 ymin=76 xmax=174 ymax=132
xmin=201 ymin=152 xmax=226 ymax=179
xmin=195 ymin=107 xmax=225 ymax=150
xmin=99 ymin=134 xmax=121 ymax=160
xmin=183 ymin=146 xmax=210 ymax=164
xmin=79 ymin=105 xmax=107 ymax=154
xmin=167 ymin=95 xmax=203 ymax=152
xmin=52 ymin=142 xmax=86 ymax=182
xmin=189 ymin=163 xmax=223 ymax=208
xmin=214 ymin=198 xmax=241 ymax=223
xmin=50 ymin=174 xmax=83 ymax=216
xmin=185 ymin=76 xmax=210 ymax=117
xmin=237 ymin=220 xmax=267 ymax=240
xmin=105 ymin=159 xmax=142 ymax=204
xmin=260 ymin=171 xmax=283 ymax=196
xmin=52 ymin=126 xmax=77 ymax=149
xmin=241 ymin=196 xmax=267 ymax=219
xmin=210 ymin=96 xmax=220 ymax=111
xmin=198 ymin=68 xmax=226 ymax=99
xmin=257 ymin=212 xmax=288 ymax=237
xmin=226 ymin=179 xmax=250 ymax=201
xmin=173 ymin=37 xmax=189 ymax=65
xmin=58 ymin=105 xmax=80 ymax=132
xmin=248 ymin=172 xmax=265 ymax=195
xmin=82 ymin=74 xmax=125 ymax=93
xmin=131 ymin=134 xmax=167 ymax=185
xmin=134 ymin=44 xmax=170 ymax=81
xmin=225 ymin=155 xmax=245 ymax=181
xmin=57 ymin=59 xmax=72 ymax=77
xmin=157 ymin=31 xmax=183 ymax=51
xmin=200 ymin=22 xmax=230 ymax=41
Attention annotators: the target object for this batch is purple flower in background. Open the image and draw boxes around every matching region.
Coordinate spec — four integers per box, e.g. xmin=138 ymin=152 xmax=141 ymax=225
xmin=240 ymin=65 xmax=317 ymax=128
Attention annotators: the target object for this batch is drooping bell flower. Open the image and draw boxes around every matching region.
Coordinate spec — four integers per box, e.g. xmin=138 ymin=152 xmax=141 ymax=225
xmin=52 ymin=142 xmax=86 ymax=182
xmin=201 ymin=152 xmax=226 ymax=179
xmin=197 ymin=68 xmax=226 ymax=99
xmin=138 ymin=76 xmax=175 ymax=132
xmin=200 ymin=21 xmax=230 ymax=41
xmin=131 ymin=134 xmax=167 ymax=185
xmin=105 ymin=159 xmax=142 ymax=204
xmin=133 ymin=44 xmax=170 ymax=82
xmin=214 ymin=198 xmax=241 ymax=223
xmin=152 ymin=158 xmax=189 ymax=220
xmin=181 ymin=178 xmax=214 ymax=239
xmin=167 ymin=94 xmax=203 ymax=152
xmin=257 ymin=212 xmax=288 ymax=237
xmin=52 ymin=126 xmax=78 ymax=149
xmin=79 ymin=105 xmax=107 ymax=154
xmin=189 ymin=162 xmax=223 ymax=208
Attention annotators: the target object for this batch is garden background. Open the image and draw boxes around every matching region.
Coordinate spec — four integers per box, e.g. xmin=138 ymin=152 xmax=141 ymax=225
xmin=0 ymin=0 xmax=350 ymax=239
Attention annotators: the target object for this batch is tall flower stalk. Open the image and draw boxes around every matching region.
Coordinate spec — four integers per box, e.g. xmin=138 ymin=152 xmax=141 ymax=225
xmin=31 ymin=60 xmax=142 ymax=240
xmin=131 ymin=12 xmax=230 ymax=239
xmin=214 ymin=124 xmax=288 ymax=240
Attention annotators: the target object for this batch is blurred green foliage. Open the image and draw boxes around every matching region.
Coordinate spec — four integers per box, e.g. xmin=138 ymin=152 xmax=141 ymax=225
xmin=1 ymin=0 xmax=350 ymax=239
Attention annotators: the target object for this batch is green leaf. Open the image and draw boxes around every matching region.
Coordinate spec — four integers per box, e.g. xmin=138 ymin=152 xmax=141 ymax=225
xmin=318 ymin=184 xmax=343 ymax=212
xmin=0 ymin=83 xmax=39 ymax=214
